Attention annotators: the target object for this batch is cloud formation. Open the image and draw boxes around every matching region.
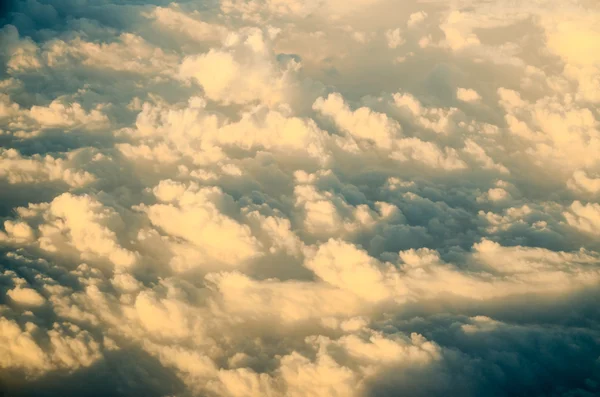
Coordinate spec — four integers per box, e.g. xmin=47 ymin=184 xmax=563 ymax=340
xmin=1 ymin=0 xmax=600 ymax=396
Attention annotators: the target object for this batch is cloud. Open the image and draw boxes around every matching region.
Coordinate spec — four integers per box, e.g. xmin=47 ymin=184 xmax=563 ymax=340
xmin=385 ymin=28 xmax=405 ymax=49
xmin=179 ymin=28 xmax=299 ymax=106
xmin=221 ymin=0 xmax=380 ymax=20
xmin=144 ymin=5 xmax=228 ymax=44
xmin=6 ymin=286 xmax=46 ymax=307
xmin=0 ymin=317 xmax=103 ymax=376
xmin=138 ymin=181 xmax=262 ymax=272
xmin=568 ymin=170 xmax=600 ymax=194
xmin=0 ymin=148 xmax=95 ymax=187
xmin=313 ymin=92 xmax=401 ymax=149
xmin=564 ymin=201 xmax=600 ymax=236
xmin=1 ymin=193 xmax=137 ymax=269
xmin=456 ymin=87 xmax=481 ymax=103
xmin=304 ymin=239 xmax=394 ymax=302
xmin=390 ymin=138 xmax=467 ymax=170
xmin=542 ymin=10 xmax=600 ymax=103
xmin=407 ymin=11 xmax=428 ymax=28
xmin=1 ymin=0 xmax=600 ymax=396
xmin=0 ymin=93 xmax=109 ymax=138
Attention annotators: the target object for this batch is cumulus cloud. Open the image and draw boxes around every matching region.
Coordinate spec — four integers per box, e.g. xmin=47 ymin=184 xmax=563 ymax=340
xmin=179 ymin=28 xmax=300 ymax=106
xmin=456 ymin=87 xmax=481 ymax=103
xmin=1 ymin=0 xmax=600 ymax=396
xmin=0 ymin=148 xmax=95 ymax=186
xmin=7 ymin=286 xmax=46 ymax=307
xmin=313 ymin=92 xmax=401 ymax=149
xmin=138 ymin=181 xmax=262 ymax=272
xmin=564 ymin=201 xmax=600 ymax=236
xmin=145 ymin=5 xmax=228 ymax=44
xmin=568 ymin=170 xmax=600 ymax=194
xmin=385 ymin=28 xmax=405 ymax=49
xmin=407 ymin=11 xmax=428 ymax=28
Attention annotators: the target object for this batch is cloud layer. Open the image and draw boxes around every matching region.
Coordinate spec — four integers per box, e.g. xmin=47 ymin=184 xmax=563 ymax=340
xmin=1 ymin=0 xmax=600 ymax=396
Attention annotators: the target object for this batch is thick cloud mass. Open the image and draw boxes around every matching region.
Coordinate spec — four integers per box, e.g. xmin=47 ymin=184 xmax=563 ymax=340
xmin=1 ymin=0 xmax=600 ymax=396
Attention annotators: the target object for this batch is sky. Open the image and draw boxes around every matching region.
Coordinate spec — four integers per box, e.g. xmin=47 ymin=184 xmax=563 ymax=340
xmin=1 ymin=0 xmax=600 ymax=396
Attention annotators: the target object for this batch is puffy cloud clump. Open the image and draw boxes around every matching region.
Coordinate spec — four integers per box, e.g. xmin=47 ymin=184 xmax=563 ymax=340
xmin=1 ymin=0 xmax=600 ymax=396
xmin=179 ymin=28 xmax=300 ymax=106
xmin=314 ymin=92 xmax=401 ymax=149
xmin=456 ymin=87 xmax=481 ymax=103
xmin=0 ymin=148 xmax=95 ymax=187
xmin=137 ymin=180 xmax=262 ymax=272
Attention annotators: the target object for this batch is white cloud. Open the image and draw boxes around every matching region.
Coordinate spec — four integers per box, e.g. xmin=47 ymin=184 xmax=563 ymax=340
xmin=221 ymin=0 xmax=380 ymax=19
xmin=179 ymin=28 xmax=299 ymax=106
xmin=0 ymin=318 xmax=103 ymax=376
xmin=542 ymin=12 xmax=600 ymax=103
xmin=392 ymin=92 xmax=460 ymax=134
xmin=385 ymin=28 xmax=405 ymax=49
xmin=0 ymin=148 xmax=95 ymax=187
xmin=391 ymin=138 xmax=467 ymax=170
xmin=2 ymin=193 xmax=137 ymax=269
xmin=145 ymin=6 xmax=228 ymax=43
xmin=568 ymin=170 xmax=600 ymax=194
xmin=205 ymin=271 xmax=365 ymax=324
xmin=462 ymin=139 xmax=509 ymax=173
xmin=2 ymin=220 xmax=35 ymax=243
xmin=313 ymin=93 xmax=401 ymax=149
xmin=564 ymin=201 xmax=600 ymax=235
xmin=293 ymin=170 xmax=399 ymax=238
xmin=456 ymin=87 xmax=481 ymax=103
xmin=28 ymin=101 xmax=108 ymax=129
xmin=7 ymin=287 xmax=46 ymax=307
xmin=305 ymin=239 xmax=393 ymax=302
xmin=497 ymin=87 xmax=600 ymax=175
xmin=0 ymin=93 xmax=109 ymax=138
xmin=138 ymin=181 xmax=262 ymax=272
xmin=1 ymin=25 xmax=42 ymax=72
xmin=43 ymin=33 xmax=180 ymax=76
xmin=407 ymin=11 xmax=428 ymax=28
xmin=0 ymin=318 xmax=50 ymax=374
